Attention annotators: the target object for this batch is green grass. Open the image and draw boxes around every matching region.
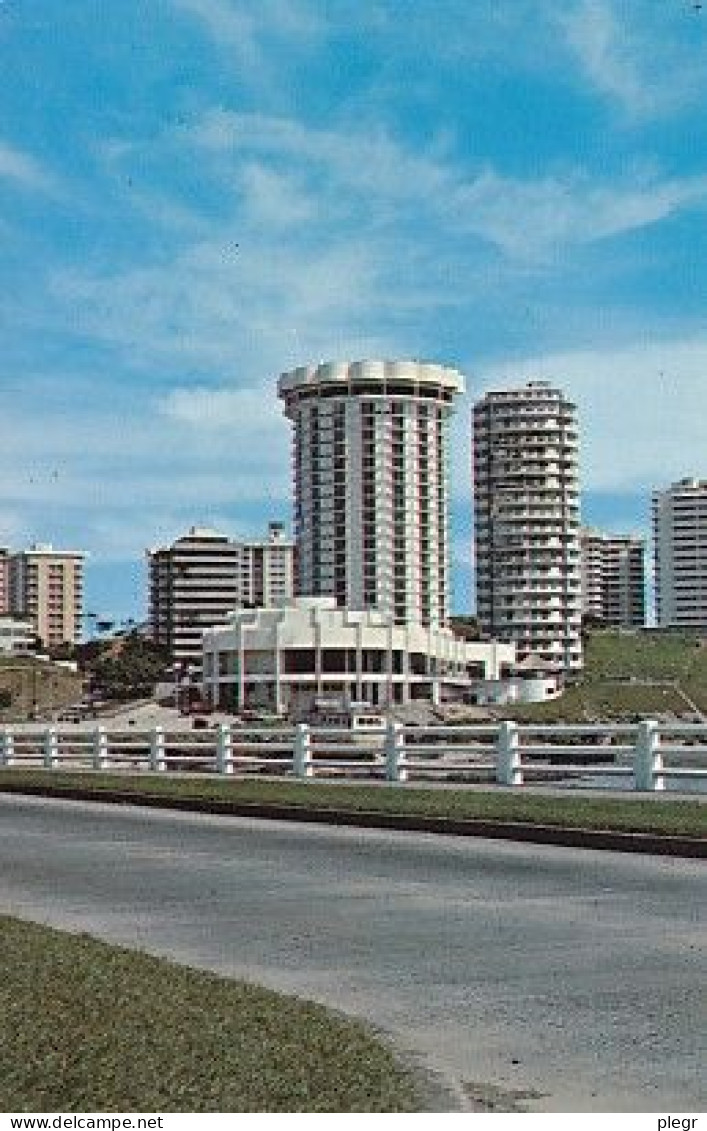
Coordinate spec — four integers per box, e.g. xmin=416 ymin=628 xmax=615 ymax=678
xmin=507 ymin=630 xmax=707 ymax=720
xmin=0 ymin=915 xmax=422 ymax=1112
xmin=582 ymin=631 xmax=702 ymax=682
xmin=1 ymin=769 xmax=704 ymax=837
xmin=506 ymin=680 xmax=688 ymax=722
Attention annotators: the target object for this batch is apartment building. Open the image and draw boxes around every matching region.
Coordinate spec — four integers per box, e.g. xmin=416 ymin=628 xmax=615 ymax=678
xmin=473 ymin=381 xmax=583 ymax=671
xmin=652 ymin=478 xmax=707 ymax=630
xmin=580 ymin=528 xmax=646 ymax=628
xmin=8 ymin=544 xmax=85 ymax=648
xmin=147 ymin=523 xmax=295 ymax=667
xmin=278 ymin=359 xmax=464 ymax=629
xmin=0 ymin=614 xmax=35 ymax=654
xmin=237 ymin=522 xmax=295 ymax=610
xmin=0 ymin=548 xmax=9 ymax=614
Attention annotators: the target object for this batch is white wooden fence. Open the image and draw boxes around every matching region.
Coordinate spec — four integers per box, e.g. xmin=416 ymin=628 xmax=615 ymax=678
xmin=1 ymin=719 xmax=706 ymax=792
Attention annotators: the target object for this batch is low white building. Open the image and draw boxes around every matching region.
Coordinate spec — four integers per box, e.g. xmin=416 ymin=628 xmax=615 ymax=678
xmin=473 ymin=654 xmax=564 ymax=706
xmin=202 ymin=597 xmax=516 ymax=716
xmin=0 ymin=615 xmax=35 ymax=654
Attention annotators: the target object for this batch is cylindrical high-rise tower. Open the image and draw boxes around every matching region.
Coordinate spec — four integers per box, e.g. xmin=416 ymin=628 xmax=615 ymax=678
xmin=473 ymin=380 xmax=583 ymax=671
xmin=278 ymin=359 xmax=464 ymax=628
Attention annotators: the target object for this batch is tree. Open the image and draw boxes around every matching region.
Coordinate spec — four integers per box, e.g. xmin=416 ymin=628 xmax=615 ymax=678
xmin=450 ymin=615 xmax=481 ymax=641
xmin=49 ymin=641 xmax=77 ymax=662
xmin=82 ymin=630 xmax=170 ymax=701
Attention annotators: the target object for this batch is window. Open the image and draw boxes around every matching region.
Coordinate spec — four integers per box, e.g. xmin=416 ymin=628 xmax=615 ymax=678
xmin=283 ymin=648 xmax=316 ymax=674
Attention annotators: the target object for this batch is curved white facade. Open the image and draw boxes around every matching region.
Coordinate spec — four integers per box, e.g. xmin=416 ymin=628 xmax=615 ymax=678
xmin=278 ymin=359 xmax=464 ymax=630
xmin=202 ymin=597 xmax=514 ymax=716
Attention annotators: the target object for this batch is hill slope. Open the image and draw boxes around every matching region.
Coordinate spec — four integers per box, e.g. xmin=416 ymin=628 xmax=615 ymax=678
xmin=506 ymin=630 xmax=707 ymax=722
xmin=0 ymin=657 xmax=83 ymax=722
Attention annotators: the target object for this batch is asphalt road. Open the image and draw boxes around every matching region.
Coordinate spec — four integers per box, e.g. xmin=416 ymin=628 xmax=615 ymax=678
xmin=0 ymin=795 xmax=704 ymax=1113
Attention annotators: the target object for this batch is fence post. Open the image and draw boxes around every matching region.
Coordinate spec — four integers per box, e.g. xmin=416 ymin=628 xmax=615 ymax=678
xmin=634 ymin=720 xmax=664 ymax=791
xmin=43 ymin=726 xmax=59 ymax=769
xmin=384 ymin=719 xmax=407 ymax=783
xmin=149 ymin=726 xmax=166 ymax=773
xmin=0 ymin=728 xmax=14 ymax=767
xmin=216 ymin=723 xmax=233 ymax=775
xmin=496 ymin=721 xmax=523 ymax=786
xmin=92 ymin=726 xmax=109 ymax=771
xmin=293 ymin=723 xmax=313 ymax=779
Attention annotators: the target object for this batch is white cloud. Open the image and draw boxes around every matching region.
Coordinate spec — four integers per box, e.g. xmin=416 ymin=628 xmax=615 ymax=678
xmin=157 ymin=385 xmax=291 ymax=476
xmin=480 ymin=334 xmax=707 ymax=493
xmin=0 ymin=139 xmax=50 ymax=191
xmin=557 ymin=0 xmax=705 ymax=119
xmin=48 ymin=212 xmax=413 ymax=382
xmin=185 ymin=109 xmax=707 ymax=262
xmin=558 ymin=0 xmax=649 ymax=115
xmin=0 ymin=507 xmax=28 ymax=548
xmin=0 ymin=381 xmax=291 ymax=520
xmin=172 ymin=0 xmax=322 ymax=41
xmin=238 ymin=162 xmax=316 ymax=229
xmin=453 ymin=168 xmax=707 ymax=261
xmin=171 ymin=0 xmax=257 ymax=46
xmin=170 ymin=0 xmax=324 ymax=90
xmin=160 ymin=385 xmax=279 ymax=429
xmin=192 ymin=109 xmax=450 ymax=202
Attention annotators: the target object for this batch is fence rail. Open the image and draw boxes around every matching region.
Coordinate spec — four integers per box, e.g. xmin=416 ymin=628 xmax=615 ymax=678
xmin=1 ymin=720 xmax=706 ymax=792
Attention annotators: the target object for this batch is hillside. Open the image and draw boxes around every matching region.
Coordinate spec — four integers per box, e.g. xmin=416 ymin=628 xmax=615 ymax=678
xmin=505 ymin=630 xmax=707 ymax=722
xmin=0 ymin=657 xmax=83 ymax=722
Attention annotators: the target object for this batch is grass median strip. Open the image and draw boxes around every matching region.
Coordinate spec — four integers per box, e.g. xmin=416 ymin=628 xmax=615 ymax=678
xmin=0 ymin=769 xmax=705 ymax=838
xmin=0 ymin=915 xmax=422 ymax=1112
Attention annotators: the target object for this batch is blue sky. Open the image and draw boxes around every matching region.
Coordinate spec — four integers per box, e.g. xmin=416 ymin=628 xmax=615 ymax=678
xmin=1 ymin=0 xmax=706 ymax=625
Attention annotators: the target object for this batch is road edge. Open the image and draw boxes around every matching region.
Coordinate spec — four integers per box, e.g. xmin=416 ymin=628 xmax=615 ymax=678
xmin=0 ymin=781 xmax=704 ymax=858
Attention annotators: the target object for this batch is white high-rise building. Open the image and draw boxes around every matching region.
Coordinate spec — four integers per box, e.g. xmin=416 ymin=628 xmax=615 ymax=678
xmin=237 ymin=522 xmax=295 ymax=611
xmin=278 ymin=359 xmax=464 ymax=629
xmin=473 ymin=381 xmax=583 ymax=671
xmin=652 ymin=478 xmax=707 ymax=630
xmin=580 ymin=528 xmax=646 ymax=628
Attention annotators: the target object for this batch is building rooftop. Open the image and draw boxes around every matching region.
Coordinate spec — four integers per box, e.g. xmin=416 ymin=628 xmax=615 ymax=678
xmin=22 ymin=544 xmax=85 ymax=558
xmin=278 ymin=358 xmax=465 ymax=397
